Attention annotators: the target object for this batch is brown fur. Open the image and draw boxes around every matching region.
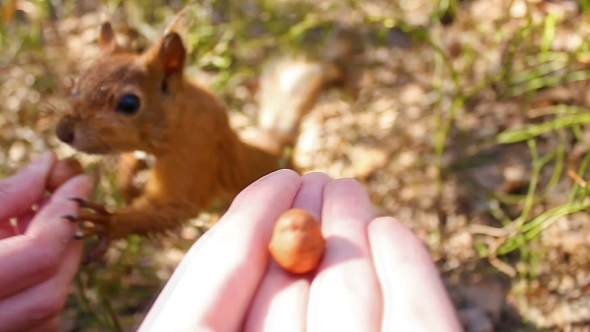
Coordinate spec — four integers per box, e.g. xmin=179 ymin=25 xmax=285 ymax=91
xmin=56 ymin=23 xmax=295 ymax=239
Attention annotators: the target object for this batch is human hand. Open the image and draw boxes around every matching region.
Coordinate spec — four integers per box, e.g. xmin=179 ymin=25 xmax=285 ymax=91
xmin=0 ymin=152 xmax=93 ymax=332
xmin=140 ymin=170 xmax=463 ymax=332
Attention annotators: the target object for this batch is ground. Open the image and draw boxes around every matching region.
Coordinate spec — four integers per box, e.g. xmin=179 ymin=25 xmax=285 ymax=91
xmin=1 ymin=0 xmax=590 ymax=330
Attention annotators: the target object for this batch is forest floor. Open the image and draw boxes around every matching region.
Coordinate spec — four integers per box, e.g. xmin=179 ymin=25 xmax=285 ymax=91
xmin=2 ymin=0 xmax=590 ymax=330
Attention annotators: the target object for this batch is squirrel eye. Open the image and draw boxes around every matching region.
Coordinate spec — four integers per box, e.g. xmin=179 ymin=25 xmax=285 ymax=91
xmin=116 ymin=94 xmax=140 ymax=115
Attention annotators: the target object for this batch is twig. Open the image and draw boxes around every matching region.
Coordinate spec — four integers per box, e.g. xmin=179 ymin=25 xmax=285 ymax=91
xmin=567 ymin=169 xmax=587 ymax=188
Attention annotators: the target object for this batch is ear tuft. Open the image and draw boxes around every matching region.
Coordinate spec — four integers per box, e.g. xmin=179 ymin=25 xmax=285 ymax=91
xmin=159 ymin=33 xmax=186 ymax=75
xmin=98 ymin=22 xmax=121 ymax=54
xmin=164 ymin=6 xmax=193 ymax=37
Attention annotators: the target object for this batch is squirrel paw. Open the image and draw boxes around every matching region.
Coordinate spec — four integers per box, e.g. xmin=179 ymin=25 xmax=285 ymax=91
xmin=63 ymin=198 xmax=113 ymax=263
xmin=63 ymin=198 xmax=112 ymax=239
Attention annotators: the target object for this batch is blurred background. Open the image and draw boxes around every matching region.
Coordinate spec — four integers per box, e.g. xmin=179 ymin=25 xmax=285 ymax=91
xmin=2 ymin=0 xmax=590 ymax=330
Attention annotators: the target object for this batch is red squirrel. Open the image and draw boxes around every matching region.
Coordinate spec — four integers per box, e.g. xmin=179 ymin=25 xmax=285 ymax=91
xmin=55 ymin=18 xmax=339 ymax=242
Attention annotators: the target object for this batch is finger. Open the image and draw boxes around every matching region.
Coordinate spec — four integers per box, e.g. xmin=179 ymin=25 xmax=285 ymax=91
xmin=0 ymin=220 xmax=19 ymax=240
xmin=291 ymin=171 xmax=331 ymax=222
xmin=0 ymin=316 xmax=58 ymax=332
xmin=0 ymin=208 xmax=37 ymax=240
xmin=0 ymin=232 xmax=82 ymax=331
xmin=30 ymin=316 xmax=61 ymax=332
xmin=26 ymin=174 xmax=93 ymax=238
xmin=244 ymin=172 xmax=331 ymax=332
xmin=0 ymin=152 xmax=55 ymax=222
xmin=0 ymin=197 xmax=50 ymax=240
xmin=0 ymin=174 xmax=92 ymax=299
xmin=139 ymin=169 xmax=302 ymax=332
xmin=19 ymin=196 xmax=53 ymax=233
xmin=308 ymin=178 xmax=381 ymax=332
xmin=368 ymin=217 xmax=463 ymax=331
xmin=15 ymin=208 xmax=37 ymax=234
xmin=0 ymin=228 xmax=13 ymax=240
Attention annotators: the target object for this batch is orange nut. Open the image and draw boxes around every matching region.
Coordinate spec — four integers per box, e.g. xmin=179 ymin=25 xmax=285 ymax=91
xmin=269 ymin=208 xmax=325 ymax=274
xmin=46 ymin=157 xmax=84 ymax=192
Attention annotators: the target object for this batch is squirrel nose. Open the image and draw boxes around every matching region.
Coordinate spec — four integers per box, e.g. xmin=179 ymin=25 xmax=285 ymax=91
xmin=56 ymin=115 xmax=75 ymax=144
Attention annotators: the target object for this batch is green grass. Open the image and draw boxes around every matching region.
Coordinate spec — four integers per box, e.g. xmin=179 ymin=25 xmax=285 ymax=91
xmin=2 ymin=0 xmax=590 ymax=329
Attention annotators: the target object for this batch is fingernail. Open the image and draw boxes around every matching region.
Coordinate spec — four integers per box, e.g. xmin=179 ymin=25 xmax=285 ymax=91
xmin=76 ymin=175 xmax=95 ymax=191
xmin=27 ymin=151 xmax=54 ymax=173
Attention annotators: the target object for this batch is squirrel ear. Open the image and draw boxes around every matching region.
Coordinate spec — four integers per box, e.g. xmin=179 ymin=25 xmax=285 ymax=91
xmin=98 ymin=22 xmax=122 ymax=54
xmin=164 ymin=6 xmax=193 ymax=37
xmin=156 ymin=32 xmax=186 ymax=75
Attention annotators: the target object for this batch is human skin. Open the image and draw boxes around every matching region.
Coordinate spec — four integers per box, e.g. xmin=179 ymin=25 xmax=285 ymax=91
xmin=0 ymin=152 xmax=93 ymax=332
xmin=139 ymin=170 xmax=463 ymax=332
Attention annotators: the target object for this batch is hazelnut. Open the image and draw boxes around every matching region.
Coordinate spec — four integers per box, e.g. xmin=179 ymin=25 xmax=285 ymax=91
xmin=269 ymin=208 xmax=325 ymax=274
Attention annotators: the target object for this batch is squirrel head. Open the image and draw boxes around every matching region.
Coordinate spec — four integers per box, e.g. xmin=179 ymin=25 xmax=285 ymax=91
xmin=56 ymin=22 xmax=187 ymax=154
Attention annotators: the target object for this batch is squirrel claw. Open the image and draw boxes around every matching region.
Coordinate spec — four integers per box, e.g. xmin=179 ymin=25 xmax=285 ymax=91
xmin=66 ymin=198 xmax=112 ymax=239
xmin=73 ymin=230 xmax=85 ymax=240
xmin=65 ymin=199 xmax=113 ymax=263
xmin=70 ymin=198 xmax=109 ymax=215
xmin=62 ymin=214 xmax=78 ymax=222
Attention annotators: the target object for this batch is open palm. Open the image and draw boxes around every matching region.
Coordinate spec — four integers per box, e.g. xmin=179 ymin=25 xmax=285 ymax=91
xmin=140 ymin=170 xmax=463 ymax=332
